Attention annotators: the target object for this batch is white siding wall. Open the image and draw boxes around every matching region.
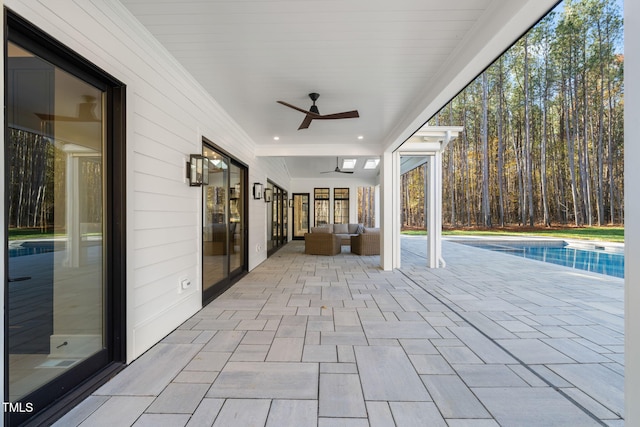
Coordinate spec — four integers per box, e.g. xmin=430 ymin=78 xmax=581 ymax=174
xmin=3 ymin=0 xmax=290 ymax=362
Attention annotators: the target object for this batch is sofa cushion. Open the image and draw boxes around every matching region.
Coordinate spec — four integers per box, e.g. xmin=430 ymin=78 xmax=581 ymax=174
xmin=311 ymin=226 xmax=331 ymax=233
xmin=333 ymin=223 xmax=348 ymax=234
xmin=363 ymin=227 xmax=380 ymax=234
xmin=347 ymin=223 xmax=360 ymax=234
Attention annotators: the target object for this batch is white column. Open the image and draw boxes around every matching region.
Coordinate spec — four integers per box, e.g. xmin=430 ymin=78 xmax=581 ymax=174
xmin=625 ymin=0 xmax=639 ymax=423
xmin=374 ymin=185 xmax=380 ymax=228
xmin=435 ymin=150 xmax=445 ymax=267
xmin=380 ymin=151 xmax=394 ymax=270
xmin=392 ymin=151 xmax=401 ymax=268
xmin=425 ymin=153 xmax=444 ymax=268
xmin=64 ymin=154 xmax=81 ymax=267
xmin=426 ymin=157 xmax=437 ymax=268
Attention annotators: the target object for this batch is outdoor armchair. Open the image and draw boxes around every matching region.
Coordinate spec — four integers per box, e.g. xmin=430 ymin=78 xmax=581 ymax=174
xmin=304 ymin=232 xmax=342 ymax=255
xmin=350 ymin=232 xmax=380 ymax=255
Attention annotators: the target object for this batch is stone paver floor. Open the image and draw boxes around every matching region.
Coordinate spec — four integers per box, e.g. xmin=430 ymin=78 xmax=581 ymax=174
xmin=55 ymin=237 xmax=624 ymax=426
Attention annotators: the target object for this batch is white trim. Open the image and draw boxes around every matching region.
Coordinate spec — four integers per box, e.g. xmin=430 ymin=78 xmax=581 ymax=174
xmin=625 ymin=0 xmax=638 ymax=423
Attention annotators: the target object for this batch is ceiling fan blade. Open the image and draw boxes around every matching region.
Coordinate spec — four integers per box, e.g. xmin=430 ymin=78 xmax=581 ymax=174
xmin=320 ymin=170 xmax=354 ymax=174
xmin=316 ymin=110 xmax=359 ymax=120
xmin=278 ymin=95 xmax=358 ymax=130
xmin=277 ymin=101 xmax=320 ymax=117
xmin=298 ymin=114 xmax=313 ymax=130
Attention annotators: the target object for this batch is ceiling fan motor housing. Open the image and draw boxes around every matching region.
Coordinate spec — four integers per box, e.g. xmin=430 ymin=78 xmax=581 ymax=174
xmin=309 ymin=93 xmax=320 ymax=114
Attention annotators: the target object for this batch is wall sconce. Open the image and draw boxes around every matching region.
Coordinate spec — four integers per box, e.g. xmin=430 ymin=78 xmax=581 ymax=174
xmin=289 ymin=199 xmax=293 ymax=208
xmin=264 ymin=188 xmax=272 ymax=203
xmin=253 ymin=183 xmax=263 ymax=199
xmin=187 ymin=154 xmax=209 ymax=186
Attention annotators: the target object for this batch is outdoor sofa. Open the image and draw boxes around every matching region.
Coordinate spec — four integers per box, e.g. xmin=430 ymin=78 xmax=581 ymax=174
xmin=309 ymin=223 xmax=364 ymax=245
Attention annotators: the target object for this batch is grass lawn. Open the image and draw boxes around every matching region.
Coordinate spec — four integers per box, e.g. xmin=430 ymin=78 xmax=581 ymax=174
xmin=8 ymin=228 xmax=65 ymax=241
xmin=402 ymin=226 xmax=624 ymax=243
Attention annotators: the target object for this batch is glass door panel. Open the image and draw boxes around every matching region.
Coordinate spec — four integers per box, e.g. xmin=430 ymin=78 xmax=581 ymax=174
xmin=267 ymin=182 xmax=288 ymax=253
xmin=203 ymin=149 xmax=228 ymax=294
xmin=267 ymin=182 xmax=276 ymax=251
xmin=202 ymin=145 xmax=247 ymax=303
xmin=293 ymin=194 xmax=310 ymax=239
xmin=282 ymin=191 xmax=288 ymax=244
xmin=7 ymin=41 xmax=106 ymax=401
xmin=229 ymin=162 xmax=244 ymax=274
xmin=273 ymin=187 xmax=281 ymax=246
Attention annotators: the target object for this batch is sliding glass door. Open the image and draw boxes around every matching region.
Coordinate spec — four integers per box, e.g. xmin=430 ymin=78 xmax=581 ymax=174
xmin=5 ymin=14 xmax=125 ymax=425
xmin=267 ymin=181 xmax=288 ymax=254
xmin=202 ymin=142 xmax=247 ymax=303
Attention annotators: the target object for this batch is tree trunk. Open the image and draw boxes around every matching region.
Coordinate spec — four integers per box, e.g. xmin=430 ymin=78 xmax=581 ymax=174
xmin=523 ymin=35 xmax=534 ymax=226
xmin=481 ymin=72 xmax=491 ymax=227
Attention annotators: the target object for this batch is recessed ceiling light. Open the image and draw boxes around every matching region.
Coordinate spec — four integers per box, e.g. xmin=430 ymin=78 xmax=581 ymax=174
xmin=364 ymin=159 xmax=380 ymax=169
xmin=342 ymin=158 xmax=357 ymax=169
xmin=357 ymin=135 xmax=364 ymax=140
xmin=273 ymin=136 xmax=280 ymax=141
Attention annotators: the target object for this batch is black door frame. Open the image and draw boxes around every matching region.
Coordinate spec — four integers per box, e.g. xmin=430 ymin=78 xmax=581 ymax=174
xmin=4 ymin=11 xmax=126 ymax=426
xmin=266 ymin=180 xmax=288 ymax=256
xmin=201 ymin=139 xmax=248 ymax=305
xmin=291 ymin=193 xmax=310 ymax=240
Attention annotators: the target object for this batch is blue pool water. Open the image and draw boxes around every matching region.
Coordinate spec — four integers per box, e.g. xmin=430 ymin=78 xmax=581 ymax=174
xmin=8 ymin=246 xmax=56 ymax=257
xmin=460 ymin=242 xmax=624 ymax=278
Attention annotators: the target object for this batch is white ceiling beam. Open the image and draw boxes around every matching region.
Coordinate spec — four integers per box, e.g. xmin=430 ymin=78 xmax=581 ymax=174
xmin=398 ymin=142 xmax=442 ymax=153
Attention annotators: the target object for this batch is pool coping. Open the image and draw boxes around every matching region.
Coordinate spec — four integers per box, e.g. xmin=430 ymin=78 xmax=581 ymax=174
xmin=444 ymin=235 xmax=624 ymax=254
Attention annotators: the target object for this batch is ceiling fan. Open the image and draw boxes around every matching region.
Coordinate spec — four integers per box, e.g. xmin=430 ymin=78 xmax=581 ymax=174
xmin=277 ymin=92 xmax=359 ymax=130
xmin=35 ymin=95 xmax=100 ymax=122
xmin=321 ymin=157 xmax=354 ymax=174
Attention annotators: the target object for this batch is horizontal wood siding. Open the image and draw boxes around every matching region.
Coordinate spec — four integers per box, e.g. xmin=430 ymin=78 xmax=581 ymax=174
xmin=5 ymin=0 xmax=290 ymax=361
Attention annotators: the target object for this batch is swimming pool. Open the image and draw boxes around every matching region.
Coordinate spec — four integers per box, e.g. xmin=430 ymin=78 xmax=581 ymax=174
xmin=8 ymin=241 xmax=60 ymax=258
xmin=9 ymin=246 xmax=56 ymax=257
xmin=457 ymin=241 xmax=624 ymax=278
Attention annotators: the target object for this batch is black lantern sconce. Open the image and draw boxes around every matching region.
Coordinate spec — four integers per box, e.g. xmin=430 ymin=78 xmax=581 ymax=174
xmin=264 ymin=188 xmax=272 ymax=203
xmin=253 ymin=183 xmax=263 ymax=199
xmin=187 ymin=154 xmax=209 ymax=186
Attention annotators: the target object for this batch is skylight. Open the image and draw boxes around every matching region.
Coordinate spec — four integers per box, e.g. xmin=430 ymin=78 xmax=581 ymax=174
xmin=342 ymin=159 xmax=357 ymax=169
xmin=363 ymin=159 xmax=380 ymax=169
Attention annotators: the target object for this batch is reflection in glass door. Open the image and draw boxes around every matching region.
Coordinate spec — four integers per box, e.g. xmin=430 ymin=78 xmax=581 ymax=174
xmin=5 ymin=27 xmax=125 ymax=425
xmin=229 ymin=163 xmax=245 ymax=274
xmin=7 ymin=49 xmax=105 ymax=397
xmin=202 ymin=143 xmax=247 ymax=303
xmin=292 ymin=193 xmax=310 ymax=239
xmin=203 ymin=148 xmax=228 ymax=292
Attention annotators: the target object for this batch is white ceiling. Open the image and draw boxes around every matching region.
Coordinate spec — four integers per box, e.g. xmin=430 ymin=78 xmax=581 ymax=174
xmin=120 ymin=0 xmax=557 ymax=178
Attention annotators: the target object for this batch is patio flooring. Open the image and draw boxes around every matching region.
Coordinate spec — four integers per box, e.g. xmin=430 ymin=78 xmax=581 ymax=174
xmin=54 ymin=236 xmax=624 ymax=426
